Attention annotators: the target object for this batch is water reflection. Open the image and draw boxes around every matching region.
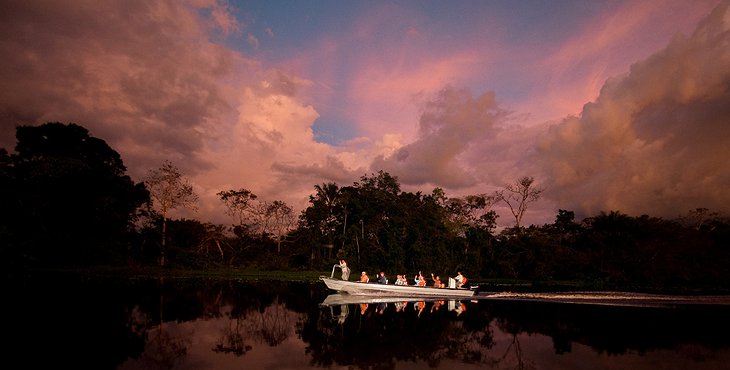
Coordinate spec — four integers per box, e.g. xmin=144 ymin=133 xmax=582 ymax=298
xmin=320 ymin=294 xmax=469 ymax=321
xmin=20 ymin=274 xmax=730 ymax=370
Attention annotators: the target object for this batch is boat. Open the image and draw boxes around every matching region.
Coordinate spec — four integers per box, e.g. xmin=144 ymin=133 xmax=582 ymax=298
xmin=319 ymin=275 xmax=476 ymax=298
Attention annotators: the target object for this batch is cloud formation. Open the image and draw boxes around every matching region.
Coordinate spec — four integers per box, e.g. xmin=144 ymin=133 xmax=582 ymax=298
xmin=372 ymin=86 xmax=507 ymax=188
xmin=1 ymin=0 xmax=727 ymax=227
xmin=0 ymin=1 xmax=342 ymax=223
xmin=534 ymin=2 xmax=730 ymax=219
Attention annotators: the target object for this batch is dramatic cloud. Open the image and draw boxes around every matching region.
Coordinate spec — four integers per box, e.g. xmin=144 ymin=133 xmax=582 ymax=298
xmin=0 ymin=1 xmax=354 ymax=223
xmin=372 ymin=86 xmax=508 ymax=188
xmin=534 ymin=2 xmax=730 ymax=219
xmin=1 ymin=0 xmax=726 ymax=228
xmin=0 ymin=0 xmax=240 ymax=174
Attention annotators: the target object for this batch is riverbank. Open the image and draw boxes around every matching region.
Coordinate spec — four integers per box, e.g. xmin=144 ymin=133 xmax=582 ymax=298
xmin=22 ymin=266 xmax=730 ymax=296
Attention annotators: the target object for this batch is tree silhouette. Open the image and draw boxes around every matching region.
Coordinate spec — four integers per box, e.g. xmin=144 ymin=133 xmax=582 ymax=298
xmin=0 ymin=122 xmax=148 ymax=266
xmin=144 ymin=160 xmax=198 ymax=266
xmin=496 ymin=176 xmax=544 ymax=228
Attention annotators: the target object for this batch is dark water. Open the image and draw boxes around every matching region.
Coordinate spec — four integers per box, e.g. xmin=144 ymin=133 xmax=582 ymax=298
xmin=19 ymin=274 xmax=730 ymax=370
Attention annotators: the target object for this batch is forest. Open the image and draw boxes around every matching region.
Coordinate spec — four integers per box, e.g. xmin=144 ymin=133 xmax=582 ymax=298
xmin=4 ymin=122 xmax=729 ymax=291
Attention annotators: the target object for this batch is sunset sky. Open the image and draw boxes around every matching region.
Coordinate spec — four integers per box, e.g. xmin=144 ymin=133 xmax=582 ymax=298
xmin=1 ymin=0 xmax=728 ymax=227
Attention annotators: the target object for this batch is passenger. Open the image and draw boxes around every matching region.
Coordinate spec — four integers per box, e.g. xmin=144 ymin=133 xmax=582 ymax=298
xmin=399 ymin=274 xmax=408 ymax=285
xmin=431 ymin=273 xmax=443 ymax=288
xmin=454 ymin=271 xmax=467 ymax=289
xmin=337 ymin=259 xmax=351 ymax=280
xmin=394 ymin=274 xmax=403 ymax=285
xmin=360 ymin=271 xmax=369 ymax=283
xmin=415 ymin=273 xmax=426 ymax=287
xmin=414 ymin=271 xmax=426 ymax=286
xmin=378 ymin=271 xmax=388 ymax=284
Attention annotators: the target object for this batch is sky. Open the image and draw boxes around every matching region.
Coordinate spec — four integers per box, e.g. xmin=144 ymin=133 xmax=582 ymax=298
xmin=1 ymin=0 xmax=728 ymax=227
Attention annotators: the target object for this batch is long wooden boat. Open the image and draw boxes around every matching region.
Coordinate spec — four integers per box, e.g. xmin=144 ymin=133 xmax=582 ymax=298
xmin=319 ymin=276 xmax=475 ymax=298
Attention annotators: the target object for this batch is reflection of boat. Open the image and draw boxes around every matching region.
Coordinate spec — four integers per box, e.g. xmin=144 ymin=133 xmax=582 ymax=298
xmin=320 ymin=293 xmax=448 ymax=307
xmin=320 ymin=294 xmax=469 ymax=317
xmin=319 ymin=276 xmax=476 ymax=298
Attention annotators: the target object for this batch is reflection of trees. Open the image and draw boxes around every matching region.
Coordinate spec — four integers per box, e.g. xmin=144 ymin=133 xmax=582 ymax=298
xmin=141 ymin=323 xmax=189 ymax=369
xmin=136 ymin=277 xmax=190 ymax=369
xmin=250 ymin=301 xmax=292 ymax=346
xmin=117 ymin=279 xmax=312 ymax=363
xmin=301 ymin=300 xmax=497 ymax=369
xmin=487 ymin=332 xmax=535 ymax=370
xmin=214 ymin=316 xmax=252 ymax=356
xmin=213 ymin=299 xmax=298 ymax=356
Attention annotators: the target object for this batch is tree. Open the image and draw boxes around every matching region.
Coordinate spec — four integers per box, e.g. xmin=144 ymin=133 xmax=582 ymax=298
xmin=311 ymin=182 xmax=343 ymax=243
xmin=496 ymin=176 xmax=544 ymax=228
xmin=445 ymin=193 xmax=498 ymax=236
xmin=218 ymin=188 xmax=258 ymax=233
xmin=218 ymin=188 xmax=295 ymax=254
xmin=262 ymin=200 xmax=296 ymax=253
xmin=678 ymin=208 xmax=720 ymax=231
xmin=0 ymin=122 xmax=148 ymax=266
xmin=144 ymin=160 xmax=198 ymax=266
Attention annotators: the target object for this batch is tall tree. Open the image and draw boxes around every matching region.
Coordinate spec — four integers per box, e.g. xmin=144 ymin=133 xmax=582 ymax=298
xmin=144 ymin=160 xmax=198 ymax=266
xmin=1 ymin=122 xmax=148 ymax=266
xmin=262 ymin=200 xmax=296 ymax=253
xmin=496 ymin=176 xmax=544 ymax=228
xmin=311 ymin=182 xmax=343 ymax=244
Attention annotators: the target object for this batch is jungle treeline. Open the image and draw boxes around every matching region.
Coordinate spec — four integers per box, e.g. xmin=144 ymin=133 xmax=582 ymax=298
xmin=3 ymin=122 xmax=729 ymax=291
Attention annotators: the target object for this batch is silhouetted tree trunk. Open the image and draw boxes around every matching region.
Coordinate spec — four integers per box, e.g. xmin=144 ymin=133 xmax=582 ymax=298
xmin=144 ymin=161 xmax=198 ymax=266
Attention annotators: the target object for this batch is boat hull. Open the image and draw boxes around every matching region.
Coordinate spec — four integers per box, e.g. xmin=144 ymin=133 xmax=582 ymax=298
xmin=319 ymin=276 xmax=475 ymax=298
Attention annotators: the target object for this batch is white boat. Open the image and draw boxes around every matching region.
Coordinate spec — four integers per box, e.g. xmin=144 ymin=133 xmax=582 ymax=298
xmin=319 ymin=276 xmax=476 ymax=298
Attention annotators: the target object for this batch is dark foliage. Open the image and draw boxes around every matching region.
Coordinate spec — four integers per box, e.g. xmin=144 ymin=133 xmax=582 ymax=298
xmin=1 ymin=122 xmax=148 ymax=268
xmin=4 ymin=122 xmax=729 ymax=291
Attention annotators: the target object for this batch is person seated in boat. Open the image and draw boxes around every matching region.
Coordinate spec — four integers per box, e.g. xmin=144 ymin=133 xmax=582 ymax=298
xmin=377 ymin=271 xmax=388 ymax=284
xmin=414 ymin=271 xmax=426 ymax=286
xmin=415 ymin=272 xmax=426 ymax=287
xmin=394 ymin=274 xmax=403 ymax=285
xmin=360 ymin=271 xmax=369 ymax=283
xmin=336 ymin=259 xmax=351 ymax=280
xmin=431 ymin=273 xmax=444 ymax=288
xmin=454 ymin=271 xmax=467 ymax=288
xmin=398 ymin=274 xmax=408 ymax=285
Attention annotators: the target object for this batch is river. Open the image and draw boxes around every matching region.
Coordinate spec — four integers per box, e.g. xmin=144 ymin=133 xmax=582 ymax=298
xmin=19 ymin=274 xmax=730 ymax=369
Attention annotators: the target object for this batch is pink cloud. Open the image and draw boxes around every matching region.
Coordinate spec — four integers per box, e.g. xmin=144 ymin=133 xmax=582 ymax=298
xmin=518 ymin=0 xmax=722 ymax=126
xmin=534 ymin=2 xmax=730 ymax=219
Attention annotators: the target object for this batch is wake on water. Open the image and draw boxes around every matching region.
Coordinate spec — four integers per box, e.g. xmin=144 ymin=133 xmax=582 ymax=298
xmin=475 ymin=291 xmax=730 ymax=308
